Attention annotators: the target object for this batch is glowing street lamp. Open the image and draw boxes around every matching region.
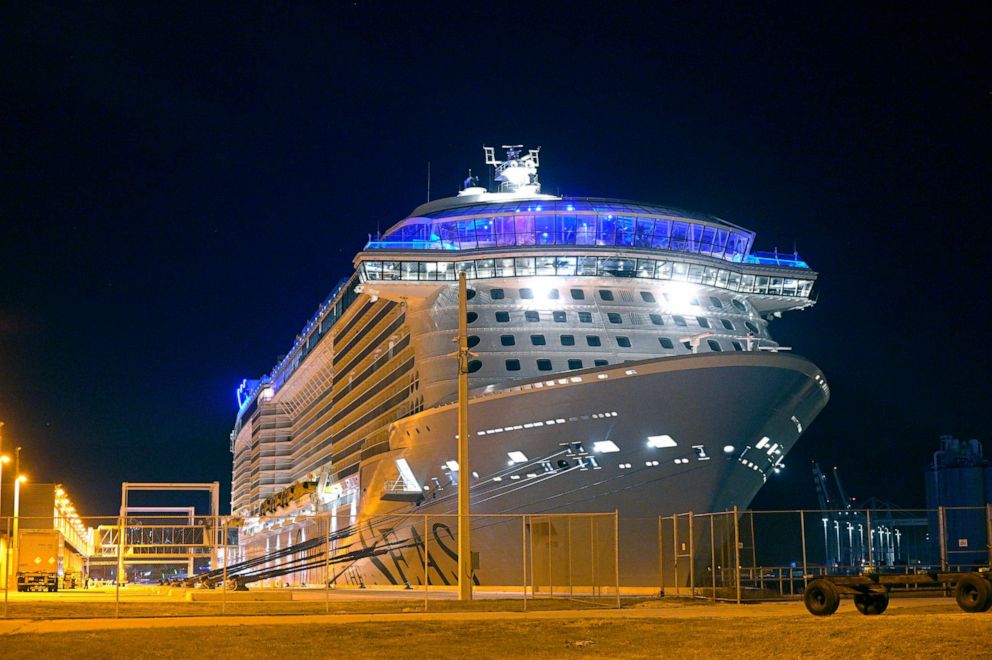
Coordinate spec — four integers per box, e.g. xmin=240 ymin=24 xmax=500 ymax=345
xmin=11 ymin=473 xmax=27 ymax=587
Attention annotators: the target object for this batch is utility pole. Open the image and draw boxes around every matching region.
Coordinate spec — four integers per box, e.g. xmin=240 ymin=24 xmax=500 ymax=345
xmin=456 ymin=272 xmax=473 ymax=601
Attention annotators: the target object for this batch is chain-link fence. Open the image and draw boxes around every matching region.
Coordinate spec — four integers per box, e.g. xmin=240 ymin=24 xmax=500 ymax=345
xmin=0 ymin=512 xmax=619 ymax=618
xmin=658 ymin=505 xmax=992 ymax=602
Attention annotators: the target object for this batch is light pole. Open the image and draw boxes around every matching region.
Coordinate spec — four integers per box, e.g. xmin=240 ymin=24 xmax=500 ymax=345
xmin=12 ymin=473 xmax=26 ymax=589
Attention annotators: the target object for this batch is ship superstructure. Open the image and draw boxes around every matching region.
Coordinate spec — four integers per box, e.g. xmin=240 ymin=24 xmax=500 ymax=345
xmin=229 ymin=146 xmax=828 ymax=586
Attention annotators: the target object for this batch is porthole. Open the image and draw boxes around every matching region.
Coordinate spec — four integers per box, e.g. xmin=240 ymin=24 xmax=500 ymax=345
xmin=467 ymin=359 xmax=483 ymax=373
xmin=578 ymin=311 xmax=593 ymax=323
xmin=673 ymin=315 xmax=687 ymax=327
xmin=505 ymin=359 xmax=521 ymax=371
xmin=599 ymin=289 xmax=615 ymax=301
xmin=616 ymin=336 xmax=631 ymax=348
xmin=466 ymin=312 xmax=478 ymax=324
xmin=697 ymin=316 xmax=710 ymax=328
xmin=659 ymin=337 xmax=675 ymax=349
xmin=710 ymin=296 xmax=723 ymax=309
xmin=640 ymin=291 xmax=656 ymax=303
xmin=607 ymin=313 xmax=622 ymax=324
xmin=560 ymin=335 xmax=576 ymax=346
xmin=650 ymin=314 xmax=664 ymax=326
xmin=732 ymin=341 xmax=744 ymax=351
xmin=536 ymin=359 xmax=553 ymax=371
xmin=530 ymin=335 xmax=547 ymax=346
xmin=553 ymin=311 xmax=566 ymax=322
xmin=495 ymin=311 xmax=510 ymax=323
xmin=586 ymin=336 xmax=602 ymax=347
xmin=519 ymin=288 xmax=534 ymax=299
xmin=594 ymin=359 xmax=609 ymax=367
xmin=525 ymin=311 xmax=540 ymax=322
xmin=491 ymin=288 xmax=505 ymax=300
xmin=547 ymin=288 xmax=560 ymax=300
xmin=721 ymin=319 xmax=734 ymax=330
xmin=707 ymin=339 xmax=722 ymax=352
xmin=568 ymin=359 xmax=583 ymax=370
xmin=745 ymin=321 xmax=759 ymax=334
xmin=570 ymin=289 xmax=585 ymax=300
xmin=500 ymin=335 xmax=516 ymax=346
xmin=732 ymin=299 xmax=746 ymax=312
xmin=466 ymin=288 xmax=477 ymax=300
xmin=467 ymin=335 xmax=481 ymax=348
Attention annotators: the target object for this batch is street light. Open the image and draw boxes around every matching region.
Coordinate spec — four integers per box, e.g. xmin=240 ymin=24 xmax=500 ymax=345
xmin=11 ymin=474 xmax=27 ymax=589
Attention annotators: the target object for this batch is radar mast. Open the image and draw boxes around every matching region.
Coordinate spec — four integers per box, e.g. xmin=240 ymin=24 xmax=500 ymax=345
xmin=483 ymin=144 xmax=541 ymax=194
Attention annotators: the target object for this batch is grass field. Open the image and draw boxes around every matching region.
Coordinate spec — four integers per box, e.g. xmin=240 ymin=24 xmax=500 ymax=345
xmin=2 ymin=600 xmax=990 ymax=659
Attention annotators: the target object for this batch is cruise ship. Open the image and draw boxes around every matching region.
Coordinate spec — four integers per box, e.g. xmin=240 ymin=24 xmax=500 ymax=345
xmin=229 ymin=146 xmax=829 ymax=588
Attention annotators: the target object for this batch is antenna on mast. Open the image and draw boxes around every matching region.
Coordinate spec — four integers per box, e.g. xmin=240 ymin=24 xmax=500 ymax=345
xmin=426 ymin=161 xmax=431 ymax=202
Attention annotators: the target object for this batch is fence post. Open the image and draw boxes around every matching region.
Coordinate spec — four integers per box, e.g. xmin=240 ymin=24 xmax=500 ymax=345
xmin=800 ymin=510 xmax=808 ymax=588
xmin=221 ymin=518 xmax=228 ymax=615
xmin=567 ymin=515 xmax=573 ymax=601
xmin=521 ymin=514 xmax=527 ymax=611
xmin=687 ymin=512 xmax=694 ymax=598
xmin=866 ymin=509 xmax=873 ymax=567
xmin=3 ymin=517 xmax=9 ymax=618
xmin=614 ymin=511 xmax=620 ymax=609
xmin=938 ymin=506 xmax=948 ymax=571
xmin=116 ymin=514 xmax=123 ymax=618
xmin=709 ymin=514 xmax=716 ymax=602
xmin=733 ymin=506 xmax=741 ymax=605
xmin=423 ymin=514 xmax=429 ymax=612
xmin=672 ymin=515 xmax=680 ymax=596
xmin=657 ymin=515 xmax=664 ymax=596
xmin=986 ymin=503 xmax=992 ymax=568
xmin=326 ymin=512 xmax=332 ymax=613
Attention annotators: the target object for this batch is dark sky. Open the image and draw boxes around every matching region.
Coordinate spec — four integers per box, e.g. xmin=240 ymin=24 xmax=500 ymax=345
xmin=2 ymin=2 xmax=989 ymax=514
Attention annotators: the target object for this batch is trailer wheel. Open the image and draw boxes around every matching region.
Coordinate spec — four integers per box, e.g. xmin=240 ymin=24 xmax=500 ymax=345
xmin=804 ymin=579 xmax=840 ymax=616
xmin=854 ymin=592 xmax=889 ymax=615
xmin=954 ymin=574 xmax=992 ymax=613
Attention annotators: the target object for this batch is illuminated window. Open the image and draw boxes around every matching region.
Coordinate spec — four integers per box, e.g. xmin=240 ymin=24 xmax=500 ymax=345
xmin=673 ymin=315 xmax=687 ymax=327
xmin=525 ymin=311 xmax=540 ymax=322
xmin=519 ymin=288 xmax=534 ymax=299
xmin=536 ymin=359 xmax=553 ymax=371
xmin=496 ymin=311 xmax=510 ymax=323
xmin=647 ymin=435 xmax=677 ymax=448
xmin=553 ymin=311 xmax=566 ymax=322
xmin=578 ymin=311 xmax=593 ymax=323
xmin=607 ymin=313 xmax=622 ymax=324
xmin=650 ymin=314 xmax=664 ymax=326
xmin=491 ymin=288 xmax=505 ymax=300
xmin=707 ymin=339 xmax=722 ymax=352
xmin=721 ymin=319 xmax=734 ymax=330
xmin=568 ymin=359 xmax=583 ymax=370
xmin=586 ymin=335 xmax=602 ymax=347
xmin=593 ymin=440 xmax=620 ymax=453
xmin=640 ymin=291 xmax=656 ymax=303
xmin=500 ymin=335 xmax=516 ymax=346
xmin=505 ymin=359 xmax=521 ymax=371
xmin=616 ymin=336 xmax=631 ymax=348
xmin=507 ymin=451 xmax=528 ymax=463
xmin=530 ymin=335 xmax=547 ymax=346
xmin=570 ymin=289 xmax=585 ymax=300
xmin=560 ymin=335 xmax=575 ymax=346
xmin=599 ymin=290 xmax=614 ymax=301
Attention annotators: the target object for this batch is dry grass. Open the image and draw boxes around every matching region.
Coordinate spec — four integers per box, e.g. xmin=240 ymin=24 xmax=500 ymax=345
xmin=2 ymin=606 xmax=991 ymax=659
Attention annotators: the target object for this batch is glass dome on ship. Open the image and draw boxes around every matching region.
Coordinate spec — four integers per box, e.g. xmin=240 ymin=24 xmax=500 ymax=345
xmin=229 ymin=145 xmax=828 ymax=590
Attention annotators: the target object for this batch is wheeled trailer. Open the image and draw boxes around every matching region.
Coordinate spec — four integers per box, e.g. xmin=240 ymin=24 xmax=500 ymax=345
xmin=803 ymin=568 xmax=992 ymax=616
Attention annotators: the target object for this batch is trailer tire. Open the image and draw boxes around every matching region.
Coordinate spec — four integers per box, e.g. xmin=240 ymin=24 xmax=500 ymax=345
xmin=804 ymin=579 xmax=840 ymax=616
xmin=854 ymin=592 xmax=888 ymax=615
xmin=954 ymin=574 xmax=991 ymax=613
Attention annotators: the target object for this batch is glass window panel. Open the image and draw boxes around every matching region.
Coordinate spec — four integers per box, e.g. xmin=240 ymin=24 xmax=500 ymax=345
xmin=495 ymin=258 xmax=515 ymax=277
xmin=655 ymin=260 xmax=673 ymax=279
xmin=381 ymin=262 xmax=401 ymax=280
xmin=699 ymin=227 xmax=716 ymax=255
xmin=365 ymin=261 xmax=382 ymax=280
xmin=756 ymin=276 xmax=769 ymax=294
xmin=598 ymin=257 xmax=636 ymax=277
xmin=496 ymin=216 xmax=516 ymax=246
xmin=576 ymin=256 xmax=598 ymax=276
xmin=514 ymin=214 xmax=535 ymax=245
xmin=556 ymin=214 xmax=577 ymax=244
xmin=456 ymin=261 xmax=475 ymax=279
xmin=475 ymin=218 xmax=497 ymax=248
xmin=726 ymin=271 xmax=742 ymax=290
xmin=634 ymin=218 xmax=654 ymax=248
xmin=514 ymin=257 xmax=536 ymax=276
xmin=768 ymin=277 xmax=783 ymax=295
xmin=636 ymin=259 xmax=656 ymax=278
xmin=438 ymin=221 xmax=459 ymax=248
xmin=597 ymin=214 xmax=616 ymax=245
xmin=457 ymin=220 xmax=477 ymax=249
xmin=535 ymin=215 xmax=555 ymax=245
xmin=418 ymin=261 xmax=437 ymax=281
xmin=575 ymin=215 xmax=597 ymax=245
xmin=671 ymin=222 xmax=689 ymax=250
xmin=702 ymin=266 xmax=718 ymax=286
xmin=436 ymin=261 xmax=455 ymax=280
xmin=686 ymin=264 xmax=705 ymax=284
xmin=715 ymin=270 xmax=730 ymax=288
xmin=555 ymin=256 xmax=576 ymax=276
xmin=536 ymin=256 xmax=556 ymax=276
xmin=401 ymin=262 xmax=419 ymax=280
xmin=713 ymin=229 xmax=729 ymax=259
xmin=652 ymin=219 xmax=671 ymax=249
xmin=672 ymin=261 xmax=689 ymax=281
xmin=475 ymin=259 xmax=495 ymax=279
xmin=615 ymin=216 xmax=635 ymax=246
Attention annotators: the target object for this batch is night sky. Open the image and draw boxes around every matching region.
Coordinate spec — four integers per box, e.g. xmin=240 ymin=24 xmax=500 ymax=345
xmin=2 ymin=3 xmax=989 ymax=514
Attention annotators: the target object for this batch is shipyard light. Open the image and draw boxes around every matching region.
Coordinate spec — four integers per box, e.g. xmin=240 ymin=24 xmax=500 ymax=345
xmin=507 ymin=451 xmax=528 ymax=464
xmin=646 ymin=435 xmax=677 ymax=448
xmin=723 ymin=445 xmax=735 ymax=454
xmin=445 ymin=460 xmax=459 ymax=472
xmin=593 ymin=440 xmax=620 ymax=453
